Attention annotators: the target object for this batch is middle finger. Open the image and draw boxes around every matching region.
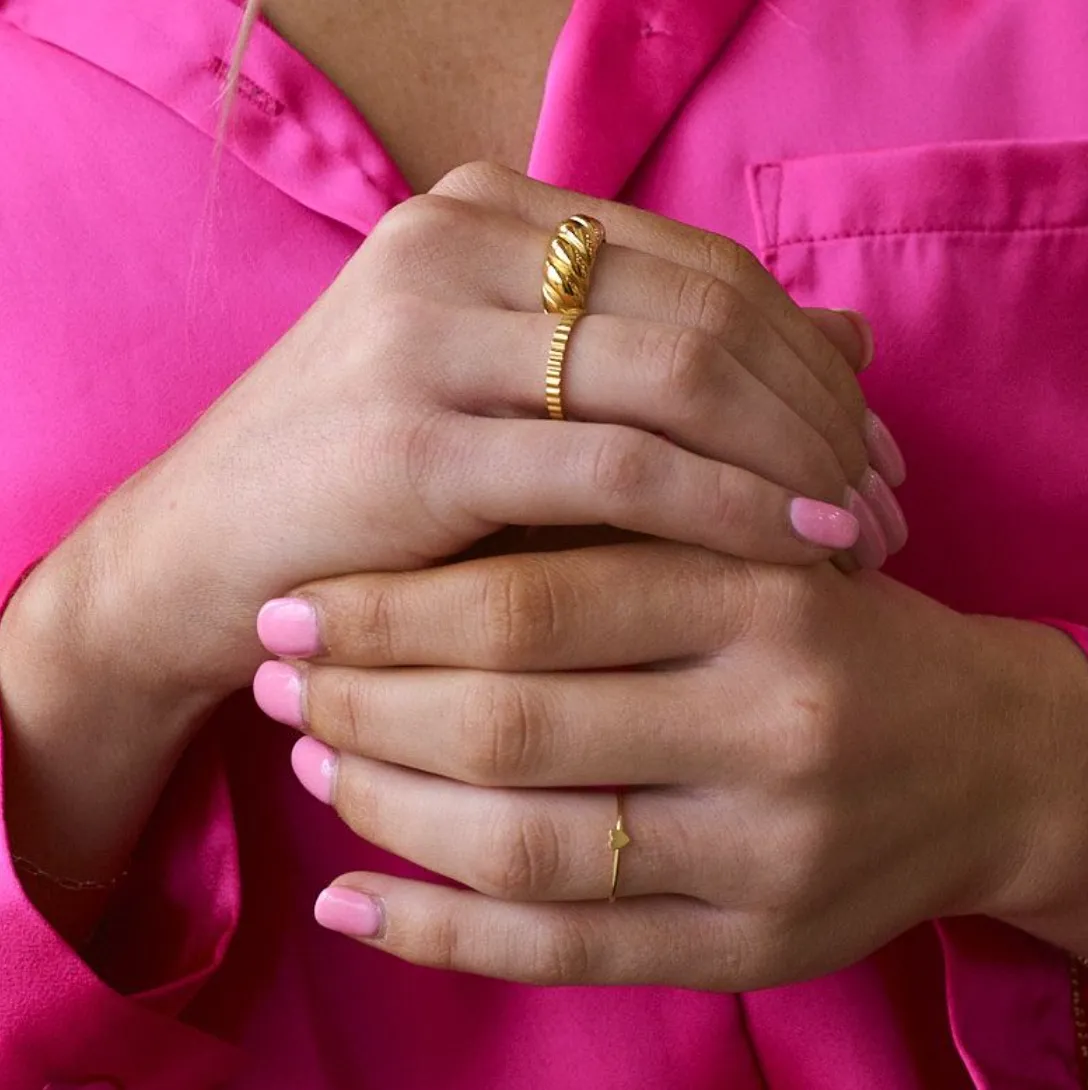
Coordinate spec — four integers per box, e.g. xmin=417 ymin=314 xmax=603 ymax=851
xmin=258 ymin=663 xmax=730 ymax=787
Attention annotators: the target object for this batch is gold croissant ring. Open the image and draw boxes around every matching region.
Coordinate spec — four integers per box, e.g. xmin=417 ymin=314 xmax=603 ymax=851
xmin=542 ymin=214 xmax=606 ymax=315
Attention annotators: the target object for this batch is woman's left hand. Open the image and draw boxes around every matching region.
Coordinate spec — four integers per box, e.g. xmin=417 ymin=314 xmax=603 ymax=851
xmin=253 ymin=544 xmax=1088 ymax=988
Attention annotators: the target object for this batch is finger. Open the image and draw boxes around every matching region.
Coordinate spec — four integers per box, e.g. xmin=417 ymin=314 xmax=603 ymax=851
xmin=312 ymin=873 xmax=731 ymax=988
xmin=274 ymin=663 xmax=725 ymax=785
xmin=437 ymin=416 xmax=864 ymax=566
xmin=301 ymin=739 xmax=699 ymax=901
xmin=267 ymin=543 xmax=749 ymax=669
xmin=454 ymin=310 xmax=850 ymax=508
xmin=382 ymin=193 xmax=871 ymax=488
xmin=578 ymin=249 xmax=871 ymax=485
xmin=431 ymin=164 xmax=869 ymax=443
xmin=409 ymin=296 xmax=891 ymax=562
xmin=803 ymin=309 xmax=873 ymax=374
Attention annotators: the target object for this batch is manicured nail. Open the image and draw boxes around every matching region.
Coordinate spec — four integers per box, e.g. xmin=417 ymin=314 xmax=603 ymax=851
xmin=291 ymin=736 xmax=337 ymax=804
xmin=858 ymin=468 xmax=909 ymax=553
xmin=845 ymin=487 xmax=888 ymax=569
xmin=864 ymin=411 xmax=906 ymax=487
xmin=315 ymin=886 xmax=385 ymax=939
xmin=253 ymin=660 xmax=305 ymax=729
xmin=834 ymin=309 xmax=874 ymax=371
xmin=257 ymin=598 xmax=322 ymax=657
xmin=789 ymin=498 xmax=860 ymax=550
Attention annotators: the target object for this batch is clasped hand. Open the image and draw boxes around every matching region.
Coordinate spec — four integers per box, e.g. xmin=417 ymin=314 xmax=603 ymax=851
xmin=254 ymin=542 xmax=1067 ymax=989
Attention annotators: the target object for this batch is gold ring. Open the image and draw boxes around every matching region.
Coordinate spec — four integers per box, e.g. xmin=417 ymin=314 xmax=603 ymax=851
xmin=607 ymin=791 xmax=631 ymax=902
xmin=545 ymin=312 xmax=582 ymax=421
xmin=542 ymin=214 xmax=605 ymax=314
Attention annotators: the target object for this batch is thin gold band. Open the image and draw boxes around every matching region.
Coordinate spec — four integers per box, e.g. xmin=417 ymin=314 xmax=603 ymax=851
xmin=607 ymin=792 xmax=631 ymax=902
xmin=545 ymin=312 xmax=582 ymax=421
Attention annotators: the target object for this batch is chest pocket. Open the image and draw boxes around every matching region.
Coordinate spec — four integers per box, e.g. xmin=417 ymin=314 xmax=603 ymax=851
xmin=747 ymin=140 xmax=1088 ymax=618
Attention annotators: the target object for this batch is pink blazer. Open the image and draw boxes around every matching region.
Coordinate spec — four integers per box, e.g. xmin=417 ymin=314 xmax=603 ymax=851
xmin=2 ymin=0 xmax=1087 ymax=1086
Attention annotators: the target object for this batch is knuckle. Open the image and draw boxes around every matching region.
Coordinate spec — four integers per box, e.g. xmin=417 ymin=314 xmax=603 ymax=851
xmin=430 ymin=160 xmax=515 ymax=201
xmin=773 ymin=812 xmax=839 ymax=907
xmin=713 ymin=919 xmax=790 ymax=991
xmin=459 ymin=679 xmax=542 ymax=786
xmin=656 ymin=326 xmax=720 ymax=409
xmin=770 ymin=669 xmax=845 ymax=782
xmin=477 ymin=558 xmax=562 ymax=668
xmin=709 ymin=923 xmax=758 ymax=989
xmin=705 ymin=463 xmax=750 ymax=536
xmin=477 ymin=806 xmax=563 ymax=901
xmin=337 ymin=579 xmax=400 ymax=663
xmin=368 ymin=194 xmax=465 ymax=262
xmin=675 ymin=269 xmax=746 ymax=336
xmin=394 ymin=411 xmax=454 ymax=503
xmin=525 ymin=915 xmax=594 ymax=985
xmin=588 ymin=432 xmax=654 ymax=511
xmin=809 ymin=399 xmax=869 ymax=480
xmin=316 ymin=670 xmax=371 ymax=752
xmin=696 ymin=231 xmax=763 ymax=287
xmin=680 ymin=273 xmax=762 ymax=359
xmin=405 ymin=913 xmax=462 ymax=973
xmin=789 ymin=434 xmax=849 ymax=503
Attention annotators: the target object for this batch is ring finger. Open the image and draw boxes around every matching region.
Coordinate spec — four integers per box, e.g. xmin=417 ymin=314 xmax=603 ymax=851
xmin=292 ymin=736 xmax=712 ymax=903
xmin=445 ymin=308 xmax=851 ymax=510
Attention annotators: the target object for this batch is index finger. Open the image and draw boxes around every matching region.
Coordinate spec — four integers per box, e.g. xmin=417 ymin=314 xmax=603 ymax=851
xmin=263 ymin=543 xmax=749 ymax=670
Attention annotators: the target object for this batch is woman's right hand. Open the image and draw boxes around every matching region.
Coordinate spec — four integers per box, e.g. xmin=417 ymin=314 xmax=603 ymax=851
xmin=20 ymin=163 xmax=899 ymax=711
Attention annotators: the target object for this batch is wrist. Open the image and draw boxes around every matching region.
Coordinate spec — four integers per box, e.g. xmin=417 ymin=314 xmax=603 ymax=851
xmin=0 ymin=519 xmax=222 ymax=748
xmin=965 ymin=617 xmax=1088 ymax=944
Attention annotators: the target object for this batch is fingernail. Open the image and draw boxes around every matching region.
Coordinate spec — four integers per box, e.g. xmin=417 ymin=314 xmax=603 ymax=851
xmin=291 ymin=736 xmax=337 ymax=804
xmin=864 ymin=411 xmax=906 ymax=487
xmin=315 ymin=886 xmax=385 ymax=938
xmin=834 ymin=309 xmax=874 ymax=371
xmin=858 ymin=468 xmax=909 ymax=554
xmin=845 ymin=488 xmax=888 ymax=570
xmin=257 ymin=598 xmax=322 ymax=657
xmin=789 ymin=497 xmax=860 ymax=550
xmin=253 ymin=660 xmax=305 ymax=729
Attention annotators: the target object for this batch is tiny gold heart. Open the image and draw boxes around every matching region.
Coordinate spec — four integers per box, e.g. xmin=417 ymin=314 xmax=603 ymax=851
xmin=608 ymin=828 xmax=631 ymax=851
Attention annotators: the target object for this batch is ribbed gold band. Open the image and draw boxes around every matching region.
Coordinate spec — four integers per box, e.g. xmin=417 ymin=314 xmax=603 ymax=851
xmin=545 ymin=311 xmax=582 ymax=421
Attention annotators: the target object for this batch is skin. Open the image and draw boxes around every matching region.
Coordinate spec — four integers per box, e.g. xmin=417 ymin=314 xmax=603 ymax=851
xmin=4 ymin=0 xmax=1085 ymax=997
xmin=259 ymin=0 xmax=569 ymax=190
xmin=0 ymin=164 xmax=879 ymax=950
xmin=259 ymin=544 xmax=1088 ymax=984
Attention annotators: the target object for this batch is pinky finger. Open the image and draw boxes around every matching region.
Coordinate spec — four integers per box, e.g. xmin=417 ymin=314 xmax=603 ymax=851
xmin=314 ymin=874 xmax=727 ymax=989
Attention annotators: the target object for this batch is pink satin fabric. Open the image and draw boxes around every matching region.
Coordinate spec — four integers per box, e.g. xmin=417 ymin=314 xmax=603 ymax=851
xmin=2 ymin=0 xmax=1088 ymax=1086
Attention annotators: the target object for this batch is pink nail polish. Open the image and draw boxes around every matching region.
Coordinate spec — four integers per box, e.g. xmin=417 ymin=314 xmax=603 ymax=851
xmin=863 ymin=411 xmax=906 ymax=487
xmin=315 ymin=887 xmax=385 ymax=939
xmin=834 ymin=309 xmax=874 ymax=371
xmin=789 ymin=498 xmax=860 ymax=550
xmin=253 ymin=660 xmax=305 ymax=729
xmin=257 ymin=598 xmax=322 ymax=657
xmin=291 ymin=736 xmax=337 ymax=805
xmin=845 ymin=487 xmax=889 ymax=570
xmin=858 ymin=468 xmax=909 ymax=554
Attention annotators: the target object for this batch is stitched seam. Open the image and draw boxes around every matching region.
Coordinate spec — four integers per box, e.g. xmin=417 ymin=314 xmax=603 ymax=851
xmin=206 ymin=56 xmax=285 ymax=118
xmin=770 ymin=223 xmax=1088 ymax=249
